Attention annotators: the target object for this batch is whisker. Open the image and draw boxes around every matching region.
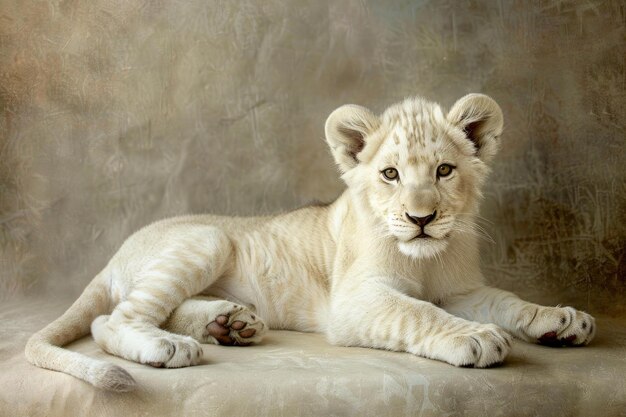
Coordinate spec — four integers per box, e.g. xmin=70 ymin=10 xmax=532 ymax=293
xmin=451 ymin=225 xmax=495 ymax=244
xmin=455 ymin=212 xmax=495 ymax=225
xmin=454 ymin=221 xmax=492 ymax=238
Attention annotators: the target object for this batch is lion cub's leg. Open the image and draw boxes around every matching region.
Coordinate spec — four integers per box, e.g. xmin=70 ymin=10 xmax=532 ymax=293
xmin=329 ymin=280 xmax=512 ymax=368
xmin=164 ymin=296 xmax=267 ymax=346
xmin=92 ymin=227 xmax=232 ymax=368
xmin=92 ymin=315 xmax=203 ymax=368
xmin=442 ymin=286 xmax=596 ymax=346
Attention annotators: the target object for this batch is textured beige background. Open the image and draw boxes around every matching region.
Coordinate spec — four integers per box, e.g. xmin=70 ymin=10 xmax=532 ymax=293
xmin=1 ymin=1 xmax=625 ymax=315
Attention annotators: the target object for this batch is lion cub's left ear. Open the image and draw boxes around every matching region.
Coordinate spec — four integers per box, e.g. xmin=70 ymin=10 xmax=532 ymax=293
xmin=447 ymin=94 xmax=503 ymax=163
xmin=325 ymin=104 xmax=380 ymax=173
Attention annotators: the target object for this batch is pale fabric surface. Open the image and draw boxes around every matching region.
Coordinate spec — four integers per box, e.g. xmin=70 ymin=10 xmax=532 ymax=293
xmin=1 ymin=298 xmax=625 ymax=417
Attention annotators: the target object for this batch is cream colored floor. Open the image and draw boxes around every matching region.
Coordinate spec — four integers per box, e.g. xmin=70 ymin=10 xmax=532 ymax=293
xmin=1 ymin=297 xmax=625 ymax=417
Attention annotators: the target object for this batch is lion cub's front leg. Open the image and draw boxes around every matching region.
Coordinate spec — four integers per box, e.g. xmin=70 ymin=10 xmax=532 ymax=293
xmin=443 ymin=286 xmax=596 ymax=346
xmin=164 ymin=296 xmax=267 ymax=346
xmin=328 ymin=279 xmax=512 ymax=368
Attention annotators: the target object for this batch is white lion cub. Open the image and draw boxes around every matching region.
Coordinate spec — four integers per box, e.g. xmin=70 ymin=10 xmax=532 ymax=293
xmin=26 ymin=94 xmax=596 ymax=391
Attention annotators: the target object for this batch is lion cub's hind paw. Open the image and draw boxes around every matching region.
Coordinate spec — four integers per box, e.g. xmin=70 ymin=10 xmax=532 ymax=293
xmin=205 ymin=306 xmax=267 ymax=346
xmin=143 ymin=335 xmax=203 ymax=368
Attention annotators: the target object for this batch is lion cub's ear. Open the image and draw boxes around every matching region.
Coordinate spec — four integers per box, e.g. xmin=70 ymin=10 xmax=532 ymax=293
xmin=447 ymin=94 xmax=503 ymax=163
xmin=325 ymin=104 xmax=380 ymax=172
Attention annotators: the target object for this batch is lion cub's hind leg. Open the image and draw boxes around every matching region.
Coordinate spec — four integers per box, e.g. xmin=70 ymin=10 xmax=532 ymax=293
xmin=92 ymin=226 xmax=233 ymax=368
xmin=164 ymin=297 xmax=267 ymax=346
xmin=92 ymin=315 xmax=203 ymax=368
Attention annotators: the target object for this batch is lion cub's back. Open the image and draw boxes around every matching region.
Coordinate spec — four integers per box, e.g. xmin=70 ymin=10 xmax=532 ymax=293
xmin=103 ymin=214 xmax=270 ymax=298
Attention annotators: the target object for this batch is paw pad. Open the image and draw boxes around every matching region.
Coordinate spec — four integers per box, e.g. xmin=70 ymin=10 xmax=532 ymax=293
xmin=539 ymin=331 xmax=577 ymax=347
xmin=206 ymin=314 xmax=257 ymax=346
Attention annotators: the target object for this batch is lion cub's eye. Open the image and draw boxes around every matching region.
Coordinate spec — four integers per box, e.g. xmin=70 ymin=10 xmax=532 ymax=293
xmin=437 ymin=164 xmax=454 ymax=177
xmin=382 ymin=167 xmax=399 ymax=181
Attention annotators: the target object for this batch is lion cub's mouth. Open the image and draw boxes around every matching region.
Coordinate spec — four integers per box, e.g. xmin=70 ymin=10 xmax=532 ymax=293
xmin=410 ymin=232 xmax=432 ymax=240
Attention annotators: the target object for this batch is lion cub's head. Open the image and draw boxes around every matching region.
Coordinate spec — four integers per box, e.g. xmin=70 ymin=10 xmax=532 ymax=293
xmin=325 ymin=94 xmax=503 ymax=259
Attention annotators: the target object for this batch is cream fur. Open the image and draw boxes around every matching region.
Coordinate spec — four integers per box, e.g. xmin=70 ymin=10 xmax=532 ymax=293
xmin=25 ymin=94 xmax=596 ymax=391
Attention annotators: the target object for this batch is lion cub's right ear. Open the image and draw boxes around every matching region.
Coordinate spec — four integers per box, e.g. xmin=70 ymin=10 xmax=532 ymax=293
xmin=325 ymin=105 xmax=380 ymax=173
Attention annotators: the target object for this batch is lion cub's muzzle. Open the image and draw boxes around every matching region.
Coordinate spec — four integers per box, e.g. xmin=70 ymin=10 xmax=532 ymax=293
xmin=405 ymin=210 xmax=437 ymax=238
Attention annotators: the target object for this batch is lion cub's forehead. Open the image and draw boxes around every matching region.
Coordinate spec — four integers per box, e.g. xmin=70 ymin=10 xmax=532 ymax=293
xmin=378 ymin=98 xmax=453 ymax=164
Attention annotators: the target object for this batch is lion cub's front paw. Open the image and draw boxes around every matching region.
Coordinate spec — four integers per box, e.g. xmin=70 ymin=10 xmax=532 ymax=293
xmin=520 ymin=306 xmax=596 ymax=346
xmin=204 ymin=303 xmax=267 ymax=346
xmin=436 ymin=323 xmax=512 ymax=368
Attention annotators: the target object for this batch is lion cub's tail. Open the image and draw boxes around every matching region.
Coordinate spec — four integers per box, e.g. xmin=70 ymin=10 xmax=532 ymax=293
xmin=24 ymin=273 xmax=136 ymax=392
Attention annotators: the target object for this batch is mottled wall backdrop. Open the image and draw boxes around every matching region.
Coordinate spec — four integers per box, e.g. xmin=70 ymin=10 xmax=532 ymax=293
xmin=1 ymin=1 xmax=624 ymax=314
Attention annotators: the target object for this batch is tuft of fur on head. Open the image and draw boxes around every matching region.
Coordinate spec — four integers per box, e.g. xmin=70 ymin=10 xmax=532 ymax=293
xmin=325 ymin=94 xmax=503 ymax=259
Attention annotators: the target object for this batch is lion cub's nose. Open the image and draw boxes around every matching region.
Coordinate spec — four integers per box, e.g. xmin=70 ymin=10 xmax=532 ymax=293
xmin=405 ymin=211 xmax=437 ymax=227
